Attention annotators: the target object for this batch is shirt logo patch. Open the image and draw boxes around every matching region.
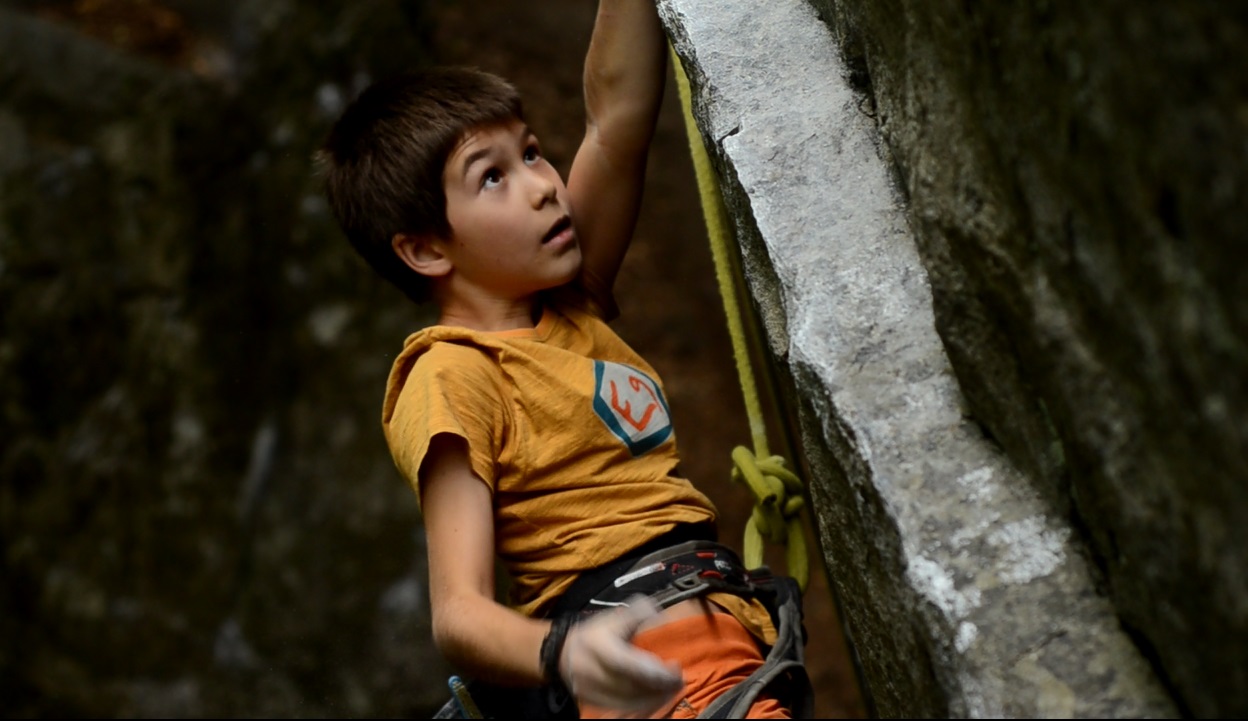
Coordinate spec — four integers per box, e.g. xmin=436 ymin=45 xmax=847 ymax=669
xmin=593 ymin=360 xmax=673 ymax=456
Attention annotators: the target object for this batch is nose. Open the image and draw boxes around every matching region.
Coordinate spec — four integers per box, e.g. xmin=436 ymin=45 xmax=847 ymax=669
xmin=528 ymin=167 xmax=558 ymax=209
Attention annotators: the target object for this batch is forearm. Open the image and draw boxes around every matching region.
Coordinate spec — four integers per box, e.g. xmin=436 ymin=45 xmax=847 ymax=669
xmin=432 ymin=589 xmax=550 ymax=686
xmin=583 ymin=0 xmax=667 ymax=157
xmin=436 ymin=589 xmax=683 ymax=715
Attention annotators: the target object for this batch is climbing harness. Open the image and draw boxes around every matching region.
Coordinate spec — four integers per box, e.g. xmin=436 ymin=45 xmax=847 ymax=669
xmin=576 ymin=540 xmax=812 ymax=719
xmin=433 ymin=534 xmax=812 ymax=720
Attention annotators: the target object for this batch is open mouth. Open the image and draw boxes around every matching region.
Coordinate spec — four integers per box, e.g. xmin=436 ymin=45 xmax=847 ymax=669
xmin=543 ymin=215 xmax=573 ymax=244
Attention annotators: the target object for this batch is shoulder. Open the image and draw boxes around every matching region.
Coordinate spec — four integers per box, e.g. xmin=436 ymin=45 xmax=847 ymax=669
xmin=417 ymin=340 xmax=500 ymax=376
xmin=410 ymin=342 xmax=501 ymax=397
xmin=383 ymin=332 xmax=504 ymax=426
xmin=382 ymin=335 xmax=510 ymax=501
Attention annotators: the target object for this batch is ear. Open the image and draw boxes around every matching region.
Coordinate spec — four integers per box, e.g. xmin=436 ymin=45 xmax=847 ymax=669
xmin=392 ymin=232 xmax=452 ymax=278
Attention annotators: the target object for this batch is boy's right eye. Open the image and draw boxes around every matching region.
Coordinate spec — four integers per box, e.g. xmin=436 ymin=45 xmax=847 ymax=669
xmin=481 ymin=169 xmax=502 ymax=189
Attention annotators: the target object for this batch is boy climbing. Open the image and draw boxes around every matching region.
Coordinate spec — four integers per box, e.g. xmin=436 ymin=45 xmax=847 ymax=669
xmin=319 ymin=1 xmax=808 ymax=718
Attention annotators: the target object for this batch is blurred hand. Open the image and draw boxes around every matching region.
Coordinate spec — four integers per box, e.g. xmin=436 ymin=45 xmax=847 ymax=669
xmin=560 ymin=596 xmax=684 ymax=713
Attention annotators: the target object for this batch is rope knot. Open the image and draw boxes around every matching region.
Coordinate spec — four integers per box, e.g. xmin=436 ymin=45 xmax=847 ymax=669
xmin=730 ymin=446 xmax=808 ymax=591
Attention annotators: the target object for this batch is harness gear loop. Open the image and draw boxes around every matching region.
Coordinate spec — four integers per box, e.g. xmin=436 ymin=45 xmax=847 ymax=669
xmin=672 ymin=46 xmax=810 ymax=591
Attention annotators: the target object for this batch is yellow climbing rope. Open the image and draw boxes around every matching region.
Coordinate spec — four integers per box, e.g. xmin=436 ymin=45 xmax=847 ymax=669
xmin=671 ymin=47 xmax=809 ymax=592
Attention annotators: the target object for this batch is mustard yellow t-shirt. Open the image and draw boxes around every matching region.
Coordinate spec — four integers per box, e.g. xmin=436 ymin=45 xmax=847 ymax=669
xmin=382 ymin=298 xmax=719 ymax=617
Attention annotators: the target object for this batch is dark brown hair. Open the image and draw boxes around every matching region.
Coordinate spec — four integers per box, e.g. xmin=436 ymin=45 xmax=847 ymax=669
xmin=318 ymin=67 xmax=523 ymax=304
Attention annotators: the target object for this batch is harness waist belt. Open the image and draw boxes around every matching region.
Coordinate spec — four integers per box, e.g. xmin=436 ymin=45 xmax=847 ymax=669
xmin=581 ymin=540 xmax=773 ymax=614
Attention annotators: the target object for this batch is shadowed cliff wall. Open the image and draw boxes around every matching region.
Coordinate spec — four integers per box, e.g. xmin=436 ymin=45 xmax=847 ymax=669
xmin=661 ymin=0 xmax=1244 ymax=716
xmin=807 ymin=1 xmax=1247 ymax=715
xmin=0 ymin=2 xmax=452 ymax=715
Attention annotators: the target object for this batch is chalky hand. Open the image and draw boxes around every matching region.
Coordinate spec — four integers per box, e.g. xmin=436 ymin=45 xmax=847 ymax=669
xmin=559 ymin=596 xmax=684 ymax=713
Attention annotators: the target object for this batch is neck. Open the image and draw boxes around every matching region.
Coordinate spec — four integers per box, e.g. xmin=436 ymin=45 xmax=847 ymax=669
xmin=434 ymin=291 xmax=540 ymax=332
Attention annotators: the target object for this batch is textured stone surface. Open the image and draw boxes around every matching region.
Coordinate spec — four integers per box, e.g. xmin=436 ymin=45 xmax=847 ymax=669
xmin=0 ymin=3 xmax=450 ymax=716
xmin=806 ymin=1 xmax=1248 ymax=716
xmin=658 ymin=0 xmax=1178 ymax=716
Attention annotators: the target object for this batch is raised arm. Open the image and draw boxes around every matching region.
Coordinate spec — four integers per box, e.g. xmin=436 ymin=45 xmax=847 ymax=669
xmin=566 ymin=0 xmax=668 ymax=307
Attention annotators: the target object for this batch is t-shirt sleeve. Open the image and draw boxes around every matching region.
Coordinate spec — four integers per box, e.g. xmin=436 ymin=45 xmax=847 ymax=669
xmin=384 ymin=342 xmax=505 ymax=508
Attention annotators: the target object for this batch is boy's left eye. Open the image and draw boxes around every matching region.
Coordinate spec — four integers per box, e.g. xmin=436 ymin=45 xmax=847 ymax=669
xmin=523 ymin=145 xmax=541 ymax=164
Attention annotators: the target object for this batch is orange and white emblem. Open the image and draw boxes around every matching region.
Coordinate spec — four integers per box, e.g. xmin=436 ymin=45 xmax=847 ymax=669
xmin=593 ymin=360 xmax=673 ymax=456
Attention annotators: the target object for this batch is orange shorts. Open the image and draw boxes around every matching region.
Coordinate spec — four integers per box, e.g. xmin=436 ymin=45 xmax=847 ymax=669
xmin=579 ymin=610 xmax=790 ymax=719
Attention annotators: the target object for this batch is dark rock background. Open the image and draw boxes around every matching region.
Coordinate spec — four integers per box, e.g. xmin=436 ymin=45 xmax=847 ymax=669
xmin=807 ymin=0 xmax=1248 ymax=716
xmin=0 ymin=0 xmax=860 ymax=716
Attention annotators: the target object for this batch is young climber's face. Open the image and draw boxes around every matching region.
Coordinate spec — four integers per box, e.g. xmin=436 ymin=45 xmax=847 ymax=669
xmin=438 ymin=118 xmax=582 ymax=301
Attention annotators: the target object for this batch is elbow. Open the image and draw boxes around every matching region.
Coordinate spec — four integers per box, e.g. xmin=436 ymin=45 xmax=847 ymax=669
xmin=431 ymin=607 xmax=470 ymax=666
xmin=431 ymin=595 xmax=487 ymax=671
xmin=586 ymin=112 xmax=660 ymax=171
xmin=431 ymin=615 xmax=453 ymax=654
xmin=584 ymin=75 xmax=665 ymax=150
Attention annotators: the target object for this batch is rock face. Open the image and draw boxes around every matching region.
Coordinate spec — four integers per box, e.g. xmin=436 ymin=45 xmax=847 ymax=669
xmin=0 ymin=2 xmax=452 ymax=716
xmin=805 ymin=1 xmax=1248 ymax=716
xmin=660 ymin=0 xmax=1243 ymax=716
